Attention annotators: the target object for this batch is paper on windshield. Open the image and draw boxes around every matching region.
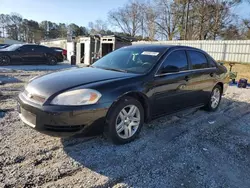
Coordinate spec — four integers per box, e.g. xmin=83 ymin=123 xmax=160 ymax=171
xmin=141 ymin=51 xmax=159 ymax=56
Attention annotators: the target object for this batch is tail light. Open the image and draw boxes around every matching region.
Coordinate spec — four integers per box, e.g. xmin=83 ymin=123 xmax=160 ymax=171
xmin=62 ymin=49 xmax=67 ymax=55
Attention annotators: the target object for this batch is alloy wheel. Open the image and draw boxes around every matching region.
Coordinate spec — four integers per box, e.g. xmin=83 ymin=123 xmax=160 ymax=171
xmin=0 ymin=56 xmax=10 ymax=65
xmin=211 ymin=88 xmax=221 ymax=109
xmin=115 ymin=105 xmax=141 ymax=139
xmin=49 ymin=57 xmax=57 ymax=65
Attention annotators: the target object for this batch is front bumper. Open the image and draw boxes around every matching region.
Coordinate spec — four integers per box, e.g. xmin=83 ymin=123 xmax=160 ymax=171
xmin=223 ymin=83 xmax=229 ymax=94
xmin=18 ymin=93 xmax=112 ymax=137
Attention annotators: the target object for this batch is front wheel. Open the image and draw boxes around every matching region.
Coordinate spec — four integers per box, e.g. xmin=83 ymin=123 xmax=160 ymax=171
xmin=47 ymin=56 xmax=57 ymax=65
xmin=204 ymin=85 xmax=222 ymax=111
xmin=0 ymin=55 xmax=10 ymax=66
xmin=105 ymin=97 xmax=144 ymax=145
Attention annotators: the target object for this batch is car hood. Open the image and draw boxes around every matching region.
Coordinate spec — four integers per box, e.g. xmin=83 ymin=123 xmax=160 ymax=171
xmin=26 ymin=67 xmax=136 ymax=98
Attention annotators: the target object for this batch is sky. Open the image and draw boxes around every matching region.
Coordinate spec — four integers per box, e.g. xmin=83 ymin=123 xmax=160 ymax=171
xmin=0 ymin=0 xmax=128 ymax=26
xmin=1 ymin=0 xmax=250 ymax=27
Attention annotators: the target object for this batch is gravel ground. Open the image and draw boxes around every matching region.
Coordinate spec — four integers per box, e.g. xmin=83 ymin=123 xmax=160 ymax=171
xmin=0 ymin=67 xmax=250 ymax=188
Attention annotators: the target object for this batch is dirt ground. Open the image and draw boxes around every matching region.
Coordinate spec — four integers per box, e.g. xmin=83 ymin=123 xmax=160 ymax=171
xmin=1 ymin=67 xmax=250 ymax=188
xmin=223 ymin=62 xmax=250 ymax=81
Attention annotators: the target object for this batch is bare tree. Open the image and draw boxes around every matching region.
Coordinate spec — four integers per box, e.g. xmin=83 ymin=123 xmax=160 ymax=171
xmin=108 ymin=1 xmax=143 ymax=37
xmin=153 ymin=0 xmax=182 ymax=40
xmin=88 ymin=20 xmax=107 ymax=35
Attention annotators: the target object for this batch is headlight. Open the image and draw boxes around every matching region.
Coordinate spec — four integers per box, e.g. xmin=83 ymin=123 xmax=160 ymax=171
xmin=51 ymin=89 xmax=101 ymax=106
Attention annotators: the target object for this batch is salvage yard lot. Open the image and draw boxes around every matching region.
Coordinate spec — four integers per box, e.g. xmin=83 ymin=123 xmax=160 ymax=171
xmin=223 ymin=62 xmax=250 ymax=81
xmin=0 ymin=66 xmax=250 ymax=187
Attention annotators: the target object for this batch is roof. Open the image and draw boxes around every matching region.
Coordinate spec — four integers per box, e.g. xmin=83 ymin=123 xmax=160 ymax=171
xmin=129 ymin=44 xmax=202 ymax=51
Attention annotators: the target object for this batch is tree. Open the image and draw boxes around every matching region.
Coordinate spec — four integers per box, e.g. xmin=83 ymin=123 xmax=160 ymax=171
xmin=7 ymin=13 xmax=22 ymax=40
xmin=143 ymin=2 xmax=157 ymax=40
xmin=68 ymin=23 xmax=87 ymax=37
xmin=108 ymin=1 xmax=143 ymax=37
xmin=40 ymin=21 xmax=55 ymax=39
xmin=57 ymin=23 xmax=67 ymax=38
xmin=221 ymin=24 xmax=242 ymax=39
xmin=88 ymin=20 xmax=107 ymax=35
xmin=153 ymin=0 xmax=182 ymax=40
xmin=242 ymin=19 xmax=250 ymax=39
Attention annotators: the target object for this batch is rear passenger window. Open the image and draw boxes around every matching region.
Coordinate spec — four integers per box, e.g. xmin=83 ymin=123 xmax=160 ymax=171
xmin=36 ymin=46 xmax=49 ymax=52
xmin=159 ymin=50 xmax=188 ymax=74
xmin=188 ymin=51 xmax=208 ymax=69
xmin=208 ymin=57 xmax=217 ymax=67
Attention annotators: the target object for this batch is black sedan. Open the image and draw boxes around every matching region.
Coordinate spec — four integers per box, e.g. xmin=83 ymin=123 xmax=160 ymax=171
xmin=0 ymin=44 xmax=64 ymax=65
xmin=18 ymin=45 xmax=228 ymax=144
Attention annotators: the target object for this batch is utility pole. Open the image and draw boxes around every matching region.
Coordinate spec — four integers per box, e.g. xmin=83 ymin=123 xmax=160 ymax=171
xmin=141 ymin=18 xmax=144 ymax=39
xmin=184 ymin=0 xmax=190 ymax=40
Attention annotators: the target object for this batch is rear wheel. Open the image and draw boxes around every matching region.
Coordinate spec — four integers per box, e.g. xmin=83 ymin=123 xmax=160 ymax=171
xmin=47 ymin=55 xmax=57 ymax=65
xmin=0 ymin=55 xmax=10 ymax=65
xmin=204 ymin=85 xmax=222 ymax=111
xmin=105 ymin=97 xmax=144 ymax=144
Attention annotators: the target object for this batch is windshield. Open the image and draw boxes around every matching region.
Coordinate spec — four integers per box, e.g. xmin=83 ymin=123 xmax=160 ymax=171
xmin=92 ymin=47 xmax=166 ymax=74
xmin=2 ymin=44 xmax=23 ymax=51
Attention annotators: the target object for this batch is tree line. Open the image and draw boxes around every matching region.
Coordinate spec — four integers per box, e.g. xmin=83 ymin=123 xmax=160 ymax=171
xmin=0 ymin=12 xmax=120 ymax=43
xmin=1 ymin=0 xmax=250 ymax=42
xmin=109 ymin=0 xmax=250 ymax=40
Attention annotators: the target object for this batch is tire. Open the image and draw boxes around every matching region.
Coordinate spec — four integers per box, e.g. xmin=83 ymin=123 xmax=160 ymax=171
xmin=47 ymin=55 xmax=57 ymax=65
xmin=105 ymin=97 xmax=144 ymax=145
xmin=0 ymin=55 xmax=10 ymax=66
xmin=204 ymin=85 xmax=222 ymax=112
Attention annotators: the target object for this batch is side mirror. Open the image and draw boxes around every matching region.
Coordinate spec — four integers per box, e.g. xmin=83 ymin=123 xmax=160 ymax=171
xmin=16 ymin=48 xmax=21 ymax=51
xmin=218 ymin=62 xmax=224 ymax=66
xmin=160 ymin=65 xmax=179 ymax=74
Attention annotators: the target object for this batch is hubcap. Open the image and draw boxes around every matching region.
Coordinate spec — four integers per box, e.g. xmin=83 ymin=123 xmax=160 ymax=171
xmin=50 ymin=57 xmax=56 ymax=64
xmin=211 ymin=88 xmax=221 ymax=109
xmin=116 ymin=105 xmax=140 ymax=139
xmin=0 ymin=56 xmax=8 ymax=65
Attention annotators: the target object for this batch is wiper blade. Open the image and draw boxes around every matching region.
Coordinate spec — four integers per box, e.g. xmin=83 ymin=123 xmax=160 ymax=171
xmin=101 ymin=67 xmax=127 ymax=73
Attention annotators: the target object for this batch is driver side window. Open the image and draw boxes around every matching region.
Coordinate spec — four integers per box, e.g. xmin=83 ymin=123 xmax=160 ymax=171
xmin=158 ymin=50 xmax=188 ymax=74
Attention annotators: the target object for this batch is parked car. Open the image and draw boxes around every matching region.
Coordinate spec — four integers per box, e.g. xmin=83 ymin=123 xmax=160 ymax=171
xmin=0 ymin=44 xmax=64 ymax=65
xmin=50 ymin=47 xmax=67 ymax=60
xmin=18 ymin=45 xmax=228 ymax=144
xmin=0 ymin=44 xmax=10 ymax=49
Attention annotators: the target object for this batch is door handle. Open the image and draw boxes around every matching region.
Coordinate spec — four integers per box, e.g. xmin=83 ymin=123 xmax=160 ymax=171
xmin=184 ymin=76 xmax=189 ymax=82
xmin=210 ymin=73 xmax=214 ymax=77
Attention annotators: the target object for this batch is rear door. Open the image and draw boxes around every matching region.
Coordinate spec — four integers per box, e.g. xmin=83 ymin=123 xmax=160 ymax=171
xmin=34 ymin=46 xmax=49 ymax=62
xmin=186 ymin=50 xmax=216 ymax=105
xmin=152 ymin=50 xmax=197 ymax=116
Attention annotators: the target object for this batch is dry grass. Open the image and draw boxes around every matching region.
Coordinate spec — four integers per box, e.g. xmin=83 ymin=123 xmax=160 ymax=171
xmin=222 ymin=62 xmax=250 ymax=81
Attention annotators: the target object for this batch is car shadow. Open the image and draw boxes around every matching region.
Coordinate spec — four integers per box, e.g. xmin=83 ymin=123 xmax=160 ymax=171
xmin=61 ymin=96 xmax=250 ymax=187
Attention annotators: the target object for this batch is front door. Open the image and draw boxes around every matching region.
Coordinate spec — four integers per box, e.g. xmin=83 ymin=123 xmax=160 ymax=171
xmin=152 ymin=50 xmax=197 ymax=116
xmin=19 ymin=45 xmax=37 ymax=63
